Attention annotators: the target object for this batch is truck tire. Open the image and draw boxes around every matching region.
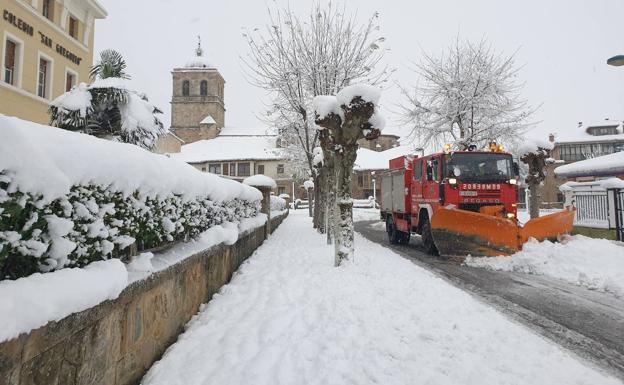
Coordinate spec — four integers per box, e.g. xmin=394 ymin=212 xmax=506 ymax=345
xmin=421 ymin=218 xmax=438 ymax=255
xmin=386 ymin=217 xmax=400 ymax=244
xmin=398 ymin=230 xmax=410 ymax=245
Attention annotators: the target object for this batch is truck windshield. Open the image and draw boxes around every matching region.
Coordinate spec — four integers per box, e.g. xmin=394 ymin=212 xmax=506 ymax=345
xmin=445 ymin=153 xmax=514 ymax=182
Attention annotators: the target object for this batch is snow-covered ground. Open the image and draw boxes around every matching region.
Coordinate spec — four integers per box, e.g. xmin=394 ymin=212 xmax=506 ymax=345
xmin=466 ymin=235 xmax=624 ymax=298
xmin=141 ymin=210 xmax=620 ymax=385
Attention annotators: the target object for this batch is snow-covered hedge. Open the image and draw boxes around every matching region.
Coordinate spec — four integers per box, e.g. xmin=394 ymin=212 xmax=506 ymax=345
xmin=270 ymin=195 xmax=287 ymax=211
xmin=0 ymin=117 xmax=261 ymax=280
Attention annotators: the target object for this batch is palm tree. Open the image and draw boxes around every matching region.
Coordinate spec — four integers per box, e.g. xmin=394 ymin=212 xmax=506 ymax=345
xmin=89 ymin=49 xmax=131 ymax=80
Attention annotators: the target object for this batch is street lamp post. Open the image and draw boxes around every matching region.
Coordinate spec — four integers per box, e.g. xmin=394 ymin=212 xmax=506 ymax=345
xmin=371 ymin=171 xmax=376 ymax=203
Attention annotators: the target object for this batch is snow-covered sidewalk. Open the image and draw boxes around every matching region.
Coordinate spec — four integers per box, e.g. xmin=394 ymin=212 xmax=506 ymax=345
xmin=142 ymin=210 xmax=621 ymax=385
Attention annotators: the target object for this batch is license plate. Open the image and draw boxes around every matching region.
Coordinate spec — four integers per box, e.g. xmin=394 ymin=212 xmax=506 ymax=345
xmin=460 ymin=191 xmax=478 ymax=196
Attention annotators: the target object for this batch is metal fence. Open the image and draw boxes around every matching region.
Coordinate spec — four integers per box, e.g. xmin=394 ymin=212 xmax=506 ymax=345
xmin=571 ymin=190 xmax=609 ymax=229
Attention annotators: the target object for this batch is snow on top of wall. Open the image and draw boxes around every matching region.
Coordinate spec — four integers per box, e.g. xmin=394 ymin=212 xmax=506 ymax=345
xmin=0 ymin=116 xmax=261 ymax=203
xmin=50 ymin=83 xmax=91 ymax=117
xmin=0 ymin=259 xmax=127 ymax=343
xmin=516 ymin=138 xmax=554 ymax=156
xmin=555 ymin=120 xmax=624 ymax=143
xmin=170 ymin=135 xmax=284 ymax=163
xmin=354 ymin=145 xmax=413 ymax=171
xmin=555 ymin=150 xmax=624 ymax=178
xmin=336 ymin=84 xmax=382 ymax=106
xmin=243 ymin=175 xmax=277 ymax=189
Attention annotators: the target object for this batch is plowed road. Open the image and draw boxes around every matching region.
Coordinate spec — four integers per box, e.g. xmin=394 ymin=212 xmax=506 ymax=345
xmin=355 ymin=220 xmax=624 ymax=381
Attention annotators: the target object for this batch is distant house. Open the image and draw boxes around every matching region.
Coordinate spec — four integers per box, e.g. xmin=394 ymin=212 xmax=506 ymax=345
xmin=541 ymin=120 xmax=624 ymax=206
xmin=169 ymin=127 xmax=294 ymax=197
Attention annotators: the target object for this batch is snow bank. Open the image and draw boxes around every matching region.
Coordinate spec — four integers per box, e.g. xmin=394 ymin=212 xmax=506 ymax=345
xmin=466 ymin=235 xmax=624 ymax=297
xmin=0 ymin=259 xmax=127 ymax=343
xmin=242 ymin=175 xmax=276 ymax=189
xmin=0 ymin=116 xmax=261 ymax=203
xmin=270 ymin=195 xmax=286 ymax=211
xmin=142 ymin=211 xmax=620 ymax=385
xmin=600 ymin=177 xmax=624 ymax=189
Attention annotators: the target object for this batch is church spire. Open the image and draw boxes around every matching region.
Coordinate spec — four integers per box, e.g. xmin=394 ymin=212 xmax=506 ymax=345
xmin=196 ymin=35 xmax=203 ymax=57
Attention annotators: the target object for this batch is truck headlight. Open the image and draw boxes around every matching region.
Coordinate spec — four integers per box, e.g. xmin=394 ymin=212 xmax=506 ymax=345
xmin=507 ymin=213 xmax=515 ymax=218
xmin=448 ymin=178 xmax=457 ymax=185
xmin=509 ymin=178 xmax=517 ymax=185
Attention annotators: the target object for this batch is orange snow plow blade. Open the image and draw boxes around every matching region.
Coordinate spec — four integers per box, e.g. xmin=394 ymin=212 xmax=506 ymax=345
xmin=520 ymin=209 xmax=575 ymax=245
xmin=430 ymin=207 xmax=575 ymax=257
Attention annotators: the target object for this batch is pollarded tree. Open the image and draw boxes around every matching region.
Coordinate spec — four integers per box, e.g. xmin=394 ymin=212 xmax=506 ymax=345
xmin=49 ymin=50 xmax=165 ymax=150
xmin=518 ymin=139 xmax=554 ymax=219
xmin=242 ymin=3 xmax=391 ymax=231
xmin=314 ymin=84 xmax=384 ymax=266
xmin=400 ymin=37 xmax=537 ymax=151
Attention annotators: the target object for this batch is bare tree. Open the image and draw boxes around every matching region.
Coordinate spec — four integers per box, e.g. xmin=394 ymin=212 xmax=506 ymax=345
xmin=400 ymin=37 xmax=537 ymax=150
xmin=242 ymin=3 xmax=391 ymax=231
xmin=314 ymin=84 xmax=384 ymax=266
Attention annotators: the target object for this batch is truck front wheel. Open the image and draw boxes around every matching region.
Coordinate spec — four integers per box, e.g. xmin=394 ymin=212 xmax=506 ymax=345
xmin=421 ymin=218 xmax=439 ymax=255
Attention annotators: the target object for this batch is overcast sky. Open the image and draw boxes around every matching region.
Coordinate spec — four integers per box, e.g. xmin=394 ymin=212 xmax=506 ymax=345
xmin=94 ymin=0 xmax=624 ymax=142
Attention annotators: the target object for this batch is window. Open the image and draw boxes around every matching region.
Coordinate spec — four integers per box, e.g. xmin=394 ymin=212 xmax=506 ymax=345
xmin=237 ymin=163 xmax=251 ymax=177
xmin=278 ymin=187 xmax=286 ymax=195
xmin=37 ymin=57 xmax=52 ymax=99
xmin=357 ymin=173 xmax=364 ymax=187
xmin=182 ymin=80 xmax=189 ymax=96
xmin=201 ymin=166 xmax=206 ymax=172
xmin=222 ymin=163 xmax=229 ymax=176
xmin=208 ymin=163 xmax=221 ymax=174
xmin=65 ymin=71 xmax=76 ymax=91
xmin=256 ymin=164 xmax=265 ymax=174
xmin=413 ymin=160 xmax=422 ymax=181
xmin=42 ymin=0 xmax=54 ymax=20
xmin=277 ymin=164 xmax=285 ymax=174
xmin=3 ymin=40 xmax=17 ymax=85
xmin=229 ymin=163 xmax=236 ymax=176
xmin=200 ymin=80 xmax=208 ymax=96
xmin=68 ymin=16 xmax=78 ymax=39
xmin=426 ymin=158 xmax=439 ymax=181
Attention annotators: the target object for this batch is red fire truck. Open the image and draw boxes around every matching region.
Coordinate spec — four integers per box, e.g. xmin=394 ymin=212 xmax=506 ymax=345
xmin=380 ymin=146 xmax=574 ymax=257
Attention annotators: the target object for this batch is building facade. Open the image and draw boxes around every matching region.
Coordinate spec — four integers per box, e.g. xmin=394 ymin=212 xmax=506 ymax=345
xmin=541 ymin=120 xmax=624 ymax=206
xmin=357 ymin=133 xmax=400 ymax=152
xmin=1 ymin=0 xmax=106 ymax=124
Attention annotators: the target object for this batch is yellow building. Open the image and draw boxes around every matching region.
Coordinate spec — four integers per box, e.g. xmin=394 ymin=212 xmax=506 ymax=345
xmin=1 ymin=0 xmax=106 ymax=124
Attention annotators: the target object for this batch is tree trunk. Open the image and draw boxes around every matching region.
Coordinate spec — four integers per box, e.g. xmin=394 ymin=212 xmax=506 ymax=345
xmin=314 ymin=171 xmax=325 ymax=232
xmin=529 ymin=182 xmax=539 ymax=219
xmin=334 ymin=149 xmax=357 ymax=266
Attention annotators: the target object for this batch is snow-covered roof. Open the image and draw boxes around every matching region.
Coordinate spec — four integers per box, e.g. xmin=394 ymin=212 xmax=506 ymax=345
xmin=555 ymin=120 xmax=624 ymax=144
xmin=354 ymin=145 xmax=413 ymax=171
xmin=555 ymin=151 xmax=624 ymax=178
xmin=200 ymin=115 xmax=216 ymax=125
xmin=171 ymin=135 xmax=285 ymax=163
xmin=218 ymin=126 xmax=275 ymax=136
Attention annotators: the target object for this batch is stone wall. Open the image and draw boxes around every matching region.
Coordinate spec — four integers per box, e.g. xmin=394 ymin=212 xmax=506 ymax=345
xmin=0 ymin=212 xmax=288 ymax=385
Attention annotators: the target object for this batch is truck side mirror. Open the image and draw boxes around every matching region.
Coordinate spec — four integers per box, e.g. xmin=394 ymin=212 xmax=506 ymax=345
xmin=513 ymin=162 xmax=520 ymax=176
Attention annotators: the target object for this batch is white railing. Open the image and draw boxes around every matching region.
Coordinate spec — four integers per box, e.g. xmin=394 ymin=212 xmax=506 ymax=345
xmin=560 ymin=181 xmax=610 ymax=229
